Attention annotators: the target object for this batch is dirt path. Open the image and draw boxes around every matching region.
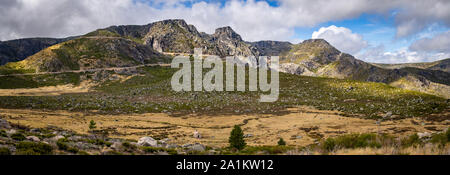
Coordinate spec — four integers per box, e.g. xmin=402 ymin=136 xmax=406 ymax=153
xmin=1 ymin=106 xmax=447 ymax=148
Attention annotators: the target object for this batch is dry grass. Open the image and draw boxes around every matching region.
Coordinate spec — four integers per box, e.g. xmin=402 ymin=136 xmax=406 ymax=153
xmin=1 ymin=106 xmax=448 ymax=148
xmin=290 ymin=145 xmax=450 ymax=155
xmin=0 ymin=80 xmax=95 ymax=96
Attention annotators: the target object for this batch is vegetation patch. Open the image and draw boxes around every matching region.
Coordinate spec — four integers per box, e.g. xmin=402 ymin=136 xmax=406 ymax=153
xmin=15 ymin=141 xmax=53 ymax=155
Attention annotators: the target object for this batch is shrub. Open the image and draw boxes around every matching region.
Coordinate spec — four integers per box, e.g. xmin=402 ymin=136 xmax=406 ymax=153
xmin=77 ymin=151 xmax=90 ymax=155
xmin=0 ymin=130 xmax=7 ymax=137
xmin=229 ymin=125 xmax=246 ymax=150
xmin=15 ymin=142 xmax=53 ymax=155
xmin=430 ymin=128 xmax=450 ymax=146
xmin=321 ymin=133 xmax=383 ymax=152
xmin=87 ymin=139 xmax=111 ymax=146
xmin=241 ymin=146 xmax=291 ymax=155
xmin=56 ymin=138 xmax=69 ymax=150
xmin=0 ymin=147 xmax=11 ymax=155
xmin=278 ymin=138 xmax=286 ymax=146
xmin=56 ymin=138 xmax=79 ymax=153
xmin=122 ymin=141 xmax=137 ymax=151
xmin=11 ymin=133 xmax=26 ymax=141
xmin=401 ymin=134 xmax=422 ymax=147
xmin=142 ymin=147 xmax=165 ymax=153
xmin=89 ymin=120 xmax=97 ymax=130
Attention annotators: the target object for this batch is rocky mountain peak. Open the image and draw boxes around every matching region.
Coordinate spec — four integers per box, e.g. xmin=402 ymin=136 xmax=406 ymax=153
xmin=154 ymin=19 xmax=188 ymax=26
xmin=300 ymin=39 xmax=335 ymax=49
xmin=213 ymin=26 xmax=242 ymax=41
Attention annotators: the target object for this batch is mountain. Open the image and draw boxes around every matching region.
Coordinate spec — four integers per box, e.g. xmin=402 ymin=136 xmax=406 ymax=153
xmin=277 ymin=39 xmax=450 ymax=98
xmin=99 ymin=19 xmax=258 ymax=57
xmin=2 ymin=37 xmax=166 ymax=73
xmin=0 ymin=19 xmax=448 ymax=98
xmin=0 ymin=37 xmax=77 ymax=65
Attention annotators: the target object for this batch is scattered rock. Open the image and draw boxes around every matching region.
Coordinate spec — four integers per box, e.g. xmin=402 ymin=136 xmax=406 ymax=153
xmin=137 ymin=137 xmax=158 ymax=147
xmin=70 ymin=142 xmax=99 ymax=150
xmin=417 ymin=132 xmax=432 ymax=139
xmin=6 ymin=129 xmax=16 ymax=135
xmin=182 ymin=144 xmax=193 ymax=148
xmin=193 ymin=130 xmax=201 ymax=139
xmin=0 ymin=119 xmax=11 ymax=129
xmin=111 ymin=142 xmax=122 ymax=150
xmin=67 ymin=135 xmax=83 ymax=141
xmin=51 ymin=135 xmax=65 ymax=141
xmin=187 ymin=143 xmax=205 ymax=152
xmin=166 ymin=144 xmax=178 ymax=149
xmin=26 ymin=136 xmax=40 ymax=142
xmin=30 ymin=128 xmax=41 ymax=133
xmin=244 ymin=134 xmax=253 ymax=138
xmin=383 ymin=112 xmax=393 ymax=119
xmin=375 ymin=120 xmax=381 ymax=125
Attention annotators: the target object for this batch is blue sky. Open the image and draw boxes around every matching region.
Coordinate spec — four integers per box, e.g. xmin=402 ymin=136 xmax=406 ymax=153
xmin=1 ymin=0 xmax=449 ymax=63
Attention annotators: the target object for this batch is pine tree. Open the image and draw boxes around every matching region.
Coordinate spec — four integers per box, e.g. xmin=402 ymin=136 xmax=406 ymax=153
xmin=278 ymin=138 xmax=286 ymax=146
xmin=89 ymin=120 xmax=97 ymax=130
xmin=229 ymin=125 xmax=246 ymax=150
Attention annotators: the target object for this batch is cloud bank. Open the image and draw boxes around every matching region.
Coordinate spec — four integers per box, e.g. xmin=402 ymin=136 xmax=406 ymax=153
xmin=0 ymin=0 xmax=449 ymax=63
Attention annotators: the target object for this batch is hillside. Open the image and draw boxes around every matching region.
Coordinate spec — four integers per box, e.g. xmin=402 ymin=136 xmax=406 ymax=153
xmin=0 ymin=37 xmax=77 ymax=65
xmin=0 ymin=37 xmax=167 ymax=73
xmin=277 ymin=39 xmax=450 ymax=98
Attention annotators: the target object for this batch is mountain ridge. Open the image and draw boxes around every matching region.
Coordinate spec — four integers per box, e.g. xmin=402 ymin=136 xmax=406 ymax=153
xmin=0 ymin=19 xmax=448 ymax=98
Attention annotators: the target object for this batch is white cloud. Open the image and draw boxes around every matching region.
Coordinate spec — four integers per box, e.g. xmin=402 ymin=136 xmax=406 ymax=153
xmin=357 ymin=45 xmax=450 ymax=64
xmin=1 ymin=0 xmax=450 ymax=42
xmin=0 ymin=0 xmax=449 ymax=64
xmin=409 ymin=31 xmax=450 ymax=53
xmin=312 ymin=25 xmax=368 ymax=55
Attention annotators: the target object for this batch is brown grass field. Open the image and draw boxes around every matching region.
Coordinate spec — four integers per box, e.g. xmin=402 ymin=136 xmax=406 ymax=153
xmin=1 ymin=106 xmax=448 ymax=149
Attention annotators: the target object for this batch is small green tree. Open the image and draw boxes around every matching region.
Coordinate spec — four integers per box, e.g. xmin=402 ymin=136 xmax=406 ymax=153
xmin=278 ymin=138 xmax=286 ymax=146
xmin=89 ymin=120 xmax=97 ymax=130
xmin=229 ymin=125 xmax=246 ymax=150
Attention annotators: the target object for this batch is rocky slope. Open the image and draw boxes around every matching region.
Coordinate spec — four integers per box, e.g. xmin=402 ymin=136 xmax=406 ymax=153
xmin=277 ymin=39 xmax=450 ymax=98
xmin=100 ymin=19 xmax=258 ymax=57
xmin=0 ymin=37 xmax=77 ymax=65
xmin=249 ymin=40 xmax=293 ymax=56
